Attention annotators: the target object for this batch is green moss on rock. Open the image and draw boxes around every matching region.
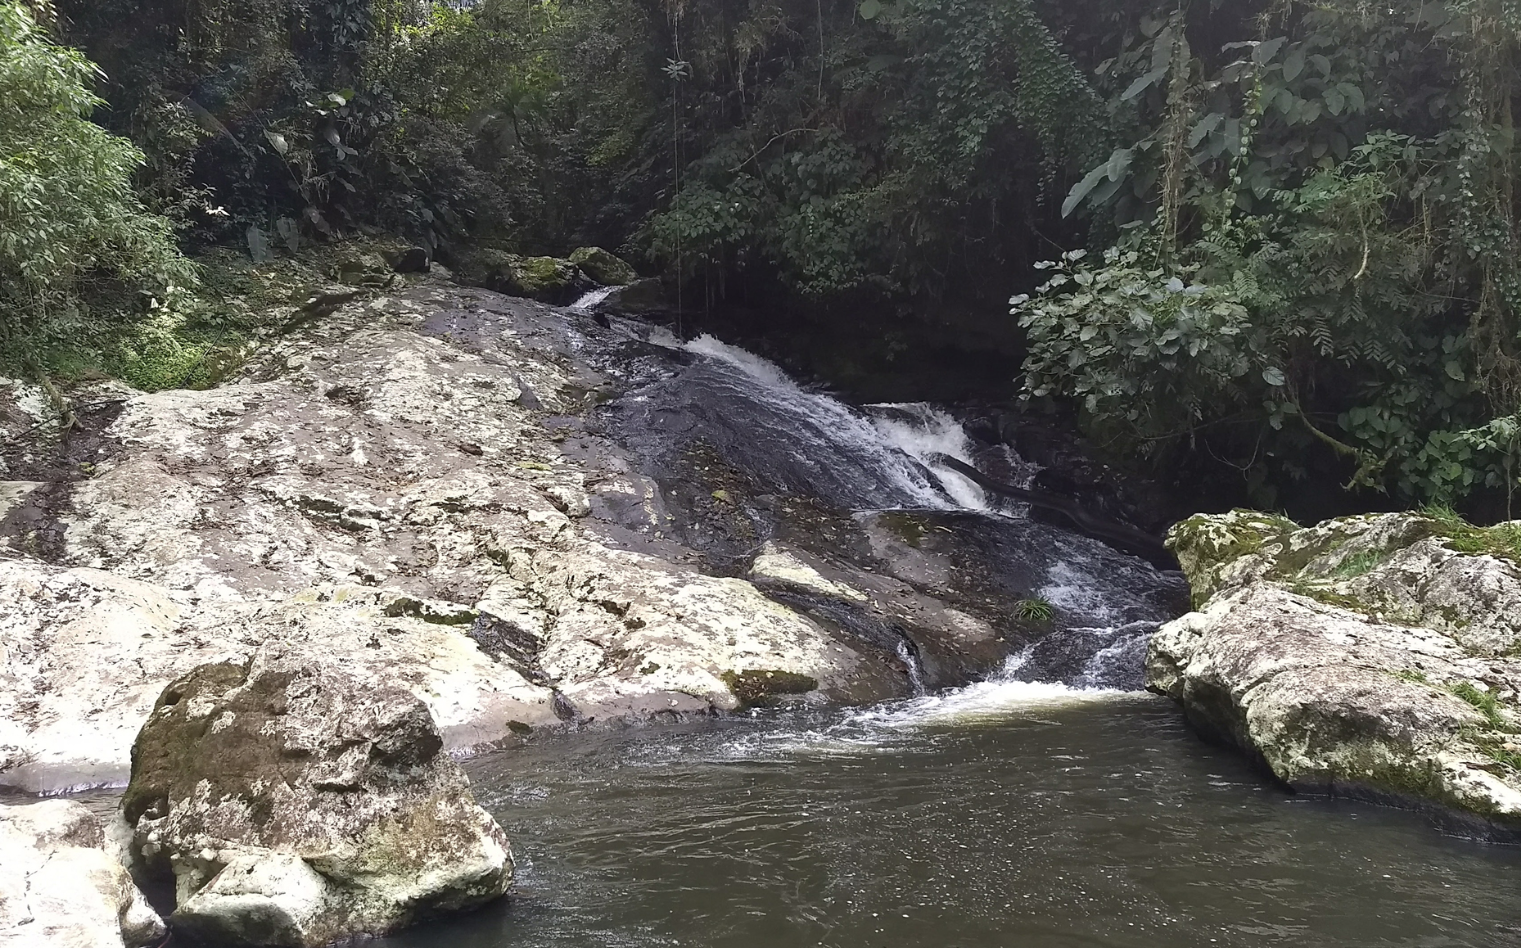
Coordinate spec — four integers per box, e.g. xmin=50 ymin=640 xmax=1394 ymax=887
xmin=569 ymin=247 xmax=637 ymax=286
xmin=458 ymin=249 xmax=577 ymax=303
xmin=1167 ymin=509 xmax=1297 ymax=606
xmin=880 ymin=511 xmax=928 ymax=548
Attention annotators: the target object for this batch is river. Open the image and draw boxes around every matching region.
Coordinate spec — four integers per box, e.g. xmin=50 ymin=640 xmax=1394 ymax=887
xmin=37 ymin=298 xmax=1521 ymax=946
xmin=373 ymin=306 xmax=1521 ymax=947
xmin=373 ymin=677 xmax=1521 ymax=948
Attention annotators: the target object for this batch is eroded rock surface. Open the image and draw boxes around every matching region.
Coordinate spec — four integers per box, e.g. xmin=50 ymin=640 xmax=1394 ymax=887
xmin=122 ymin=652 xmax=509 ymax=947
xmin=0 ymin=286 xmax=915 ymax=792
xmin=1149 ymin=511 xmax=1521 ymax=837
xmin=0 ymin=800 xmax=165 ymax=948
xmin=2 ymin=279 xmax=1181 ymax=794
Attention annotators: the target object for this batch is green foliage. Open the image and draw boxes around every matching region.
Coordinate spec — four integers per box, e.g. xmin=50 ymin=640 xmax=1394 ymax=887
xmin=1022 ymin=0 xmax=1521 ymax=512
xmin=0 ymin=1 xmax=195 ymax=359
xmin=1014 ymin=248 xmax=1283 ymax=450
xmin=641 ymin=0 xmax=1107 ymax=301
xmin=1015 ymin=597 xmax=1055 ymax=623
xmin=1449 ymin=680 xmax=1507 ymax=731
xmin=1332 ymin=548 xmax=1384 ymax=579
xmin=1421 ymin=504 xmax=1521 ymax=563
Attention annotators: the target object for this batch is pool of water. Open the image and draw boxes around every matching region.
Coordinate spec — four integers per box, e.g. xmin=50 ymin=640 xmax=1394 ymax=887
xmin=373 ymin=682 xmax=1521 ymax=948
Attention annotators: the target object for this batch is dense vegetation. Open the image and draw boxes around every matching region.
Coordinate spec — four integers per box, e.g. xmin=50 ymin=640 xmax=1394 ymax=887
xmin=4 ymin=0 xmax=1521 ymax=518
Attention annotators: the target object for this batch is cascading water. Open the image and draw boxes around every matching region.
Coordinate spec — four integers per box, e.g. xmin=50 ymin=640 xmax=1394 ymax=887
xmin=370 ymin=303 xmax=1519 ymax=948
xmin=584 ymin=318 xmax=1183 ymax=696
xmin=567 ymin=286 xmax=617 ymax=314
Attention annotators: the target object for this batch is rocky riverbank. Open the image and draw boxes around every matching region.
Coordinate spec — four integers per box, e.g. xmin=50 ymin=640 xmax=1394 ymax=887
xmin=1 ymin=267 xmax=1176 ymax=798
xmin=1148 ymin=510 xmax=1521 ymax=839
xmin=1 ymin=256 xmax=1184 ymax=945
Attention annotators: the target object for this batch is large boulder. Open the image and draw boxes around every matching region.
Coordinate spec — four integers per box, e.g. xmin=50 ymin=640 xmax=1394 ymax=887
xmin=122 ymin=652 xmax=511 ymax=947
xmin=568 ymin=246 xmax=637 ymax=286
xmin=1148 ymin=511 xmax=1521 ymax=838
xmin=596 ymin=277 xmax=676 ymax=319
xmin=0 ymin=286 xmax=907 ymax=793
xmin=456 ymin=249 xmax=579 ymax=303
xmin=0 ymin=800 xmax=165 ymax=948
xmin=0 ymin=562 xmax=556 ymax=794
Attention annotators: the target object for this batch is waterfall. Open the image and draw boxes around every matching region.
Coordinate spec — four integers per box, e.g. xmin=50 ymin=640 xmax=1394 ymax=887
xmin=597 ymin=325 xmax=1182 ymax=694
xmin=568 ymin=286 xmax=617 ymax=314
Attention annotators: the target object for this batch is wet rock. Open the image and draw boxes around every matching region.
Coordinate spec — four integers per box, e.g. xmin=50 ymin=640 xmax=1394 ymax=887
xmin=0 ymin=286 xmax=911 ymax=792
xmin=568 ymin=246 xmax=637 ymax=286
xmin=1149 ymin=511 xmax=1521 ymax=838
xmin=122 ymin=653 xmax=511 ymax=947
xmin=596 ymin=278 xmax=676 ymax=319
xmin=0 ymin=800 xmax=165 ymax=948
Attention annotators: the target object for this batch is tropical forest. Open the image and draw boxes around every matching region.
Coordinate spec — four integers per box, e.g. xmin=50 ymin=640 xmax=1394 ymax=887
xmin=1 ymin=1 xmax=1519 ymax=946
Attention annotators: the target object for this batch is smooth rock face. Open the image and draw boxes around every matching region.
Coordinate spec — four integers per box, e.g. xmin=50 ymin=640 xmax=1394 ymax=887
xmin=0 ymin=286 xmax=903 ymax=792
xmin=1149 ymin=511 xmax=1521 ymax=837
xmin=122 ymin=653 xmax=511 ymax=947
xmin=0 ymin=800 xmax=165 ymax=948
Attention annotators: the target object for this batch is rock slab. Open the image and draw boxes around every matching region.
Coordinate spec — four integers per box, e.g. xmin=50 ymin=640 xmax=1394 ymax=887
xmin=0 ymin=800 xmax=165 ymax=948
xmin=122 ymin=652 xmax=512 ymax=947
xmin=1148 ymin=511 xmax=1521 ymax=838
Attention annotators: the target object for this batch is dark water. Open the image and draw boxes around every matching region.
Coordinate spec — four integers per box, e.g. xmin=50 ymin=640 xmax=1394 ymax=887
xmin=375 ymin=685 xmax=1521 ymax=948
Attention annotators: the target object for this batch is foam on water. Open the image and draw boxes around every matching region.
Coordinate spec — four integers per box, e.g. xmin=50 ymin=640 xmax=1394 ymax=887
xmin=678 ymin=334 xmax=993 ymax=511
xmin=701 ymin=655 xmax=1136 ymax=764
xmin=568 ymin=286 xmax=617 ymax=314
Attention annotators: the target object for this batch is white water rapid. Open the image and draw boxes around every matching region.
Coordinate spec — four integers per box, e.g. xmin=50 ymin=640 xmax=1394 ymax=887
xmin=602 ymin=329 xmax=1179 ymax=698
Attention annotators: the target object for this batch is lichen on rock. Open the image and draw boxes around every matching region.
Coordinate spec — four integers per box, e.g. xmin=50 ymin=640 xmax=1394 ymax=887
xmin=456 ymin=249 xmax=579 ymax=303
xmin=0 ymin=799 xmax=165 ymax=948
xmin=122 ymin=651 xmax=512 ymax=947
xmin=568 ymin=246 xmax=637 ymax=286
xmin=1150 ymin=510 xmax=1521 ymax=838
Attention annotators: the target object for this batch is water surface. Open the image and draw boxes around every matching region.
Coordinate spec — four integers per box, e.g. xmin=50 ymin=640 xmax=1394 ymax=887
xmin=377 ymin=683 xmax=1521 ymax=948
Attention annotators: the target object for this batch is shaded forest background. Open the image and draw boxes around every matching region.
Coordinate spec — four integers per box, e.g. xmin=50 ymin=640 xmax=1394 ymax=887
xmin=4 ymin=0 xmax=1521 ymax=521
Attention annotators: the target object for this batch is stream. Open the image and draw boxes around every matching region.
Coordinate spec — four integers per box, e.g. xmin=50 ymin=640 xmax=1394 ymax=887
xmin=371 ymin=686 xmax=1521 ymax=948
xmin=36 ymin=296 xmax=1521 ymax=947
xmin=376 ymin=307 xmax=1521 ymax=948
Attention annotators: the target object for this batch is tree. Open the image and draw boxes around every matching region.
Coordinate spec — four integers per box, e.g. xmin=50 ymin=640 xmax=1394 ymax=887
xmin=1021 ymin=0 xmax=1521 ymax=514
xmin=0 ymin=0 xmax=194 ymax=358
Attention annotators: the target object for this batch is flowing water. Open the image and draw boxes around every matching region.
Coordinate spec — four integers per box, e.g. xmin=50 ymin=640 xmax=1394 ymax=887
xmin=378 ymin=307 xmax=1521 ymax=947
xmin=51 ymin=297 xmax=1521 ymax=946
xmin=372 ymin=685 xmax=1521 ymax=948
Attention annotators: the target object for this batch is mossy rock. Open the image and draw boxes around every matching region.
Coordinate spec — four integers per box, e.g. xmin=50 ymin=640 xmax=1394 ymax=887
xmin=458 ymin=249 xmax=579 ymax=304
xmin=569 ymin=247 xmax=637 ymax=286
xmin=1166 ymin=509 xmax=1297 ymax=604
xmin=721 ymin=669 xmax=819 ymax=709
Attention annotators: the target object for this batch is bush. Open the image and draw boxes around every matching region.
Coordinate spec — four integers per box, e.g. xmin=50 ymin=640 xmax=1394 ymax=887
xmin=0 ymin=1 xmax=194 ymax=361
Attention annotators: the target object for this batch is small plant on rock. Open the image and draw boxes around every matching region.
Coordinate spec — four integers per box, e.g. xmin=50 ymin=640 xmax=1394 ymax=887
xmin=1015 ymin=597 xmax=1056 ymax=623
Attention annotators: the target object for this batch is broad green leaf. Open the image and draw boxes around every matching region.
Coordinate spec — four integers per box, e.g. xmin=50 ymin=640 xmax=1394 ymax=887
xmin=1324 ymin=86 xmax=1345 ymax=115
xmin=1122 ymin=68 xmax=1166 ymax=101
xmin=1282 ymin=49 xmax=1305 ymax=81
xmin=1062 ymin=163 xmax=1108 ymax=218
xmin=1262 ymin=367 xmax=1286 ymax=387
xmin=1187 ymin=113 xmax=1223 ymax=148
xmin=1253 ymin=37 xmax=1286 ymax=65
xmin=858 ymin=0 xmax=881 ymax=20
xmin=1105 ymin=147 xmax=1133 ymax=180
